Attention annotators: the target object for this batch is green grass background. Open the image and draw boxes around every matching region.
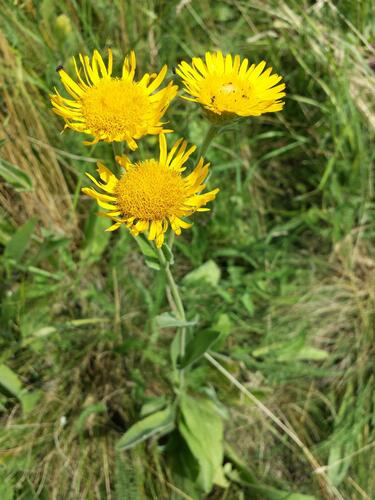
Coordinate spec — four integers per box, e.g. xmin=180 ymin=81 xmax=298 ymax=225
xmin=1 ymin=0 xmax=375 ymax=498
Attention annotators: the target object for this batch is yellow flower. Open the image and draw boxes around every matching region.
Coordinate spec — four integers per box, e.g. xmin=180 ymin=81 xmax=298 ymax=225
xmin=82 ymin=135 xmax=219 ymax=248
xmin=176 ymin=51 xmax=285 ymax=122
xmin=50 ymin=49 xmax=178 ymax=150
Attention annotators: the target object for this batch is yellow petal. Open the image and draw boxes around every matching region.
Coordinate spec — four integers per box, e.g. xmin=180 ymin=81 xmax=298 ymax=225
xmin=82 ymin=186 xmax=116 ymax=202
xmin=146 ymin=65 xmax=167 ymax=94
xmin=58 ymin=69 xmax=84 ymax=98
xmin=105 ymin=222 xmax=122 ymax=232
xmin=159 ymin=134 xmax=168 ymax=166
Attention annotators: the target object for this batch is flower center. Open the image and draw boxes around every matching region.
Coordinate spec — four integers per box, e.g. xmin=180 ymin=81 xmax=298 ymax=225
xmin=81 ymin=79 xmax=149 ymax=138
xmin=204 ymin=78 xmax=252 ymax=113
xmin=115 ymin=160 xmax=186 ymax=220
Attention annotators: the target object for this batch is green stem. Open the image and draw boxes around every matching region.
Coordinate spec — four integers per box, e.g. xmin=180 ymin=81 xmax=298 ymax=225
xmin=198 ymin=124 xmax=220 ymax=158
xmin=156 ymin=246 xmax=186 ymax=389
xmin=167 ymin=231 xmax=175 ymax=251
xmin=112 ymin=142 xmax=124 ymax=176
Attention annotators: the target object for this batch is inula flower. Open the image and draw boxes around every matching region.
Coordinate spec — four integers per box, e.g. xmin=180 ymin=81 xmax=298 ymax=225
xmin=176 ymin=51 xmax=285 ymax=123
xmin=51 ymin=50 xmax=178 ymax=149
xmin=82 ymin=135 xmax=219 ymax=247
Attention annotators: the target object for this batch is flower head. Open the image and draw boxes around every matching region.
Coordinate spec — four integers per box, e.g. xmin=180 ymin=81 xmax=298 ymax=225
xmin=176 ymin=51 xmax=285 ymax=122
xmin=82 ymin=135 xmax=219 ymax=247
xmin=51 ymin=50 xmax=178 ymax=149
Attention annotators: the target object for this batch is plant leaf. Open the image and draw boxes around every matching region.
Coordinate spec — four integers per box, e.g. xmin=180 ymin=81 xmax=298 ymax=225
xmin=0 ymin=364 xmax=22 ymax=398
xmin=117 ymin=405 xmax=175 ymax=451
xmin=20 ymin=389 xmax=42 ymax=414
xmin=294 ymin=346 xmax=329 ymax=361
xmin=165 ymin=431 xmax=201 ymax=497
xmin=155 ymin=312 xmax=197 ymax=329
xmin=81 ymin=207 xmax=111 ymax=264
xmin=134 ymin=234 xmax=161 ymax=270
xmin=179 ymin=330 xmax=221 ymax=369
xmin=134 ymin=234 xmax=158 ymax=259
xmin=140 ymin=396 xmax=167 ymax=417
xmin=183 ymin=260 xmax=221 ymax=287
xmin=211 ymin=313 xmax=232 ymax=350
xmin=4 ymin=217 xmax=38 ymax=264
xmin=179 ymin=394 xmax=224 ymax=493
xmin=162 ymin=243 xmax=174 ymax=265
xmin=0 ymin=364 xmax=41 ymax=414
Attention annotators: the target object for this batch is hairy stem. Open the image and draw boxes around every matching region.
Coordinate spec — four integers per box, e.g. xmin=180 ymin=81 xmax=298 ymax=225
xmin=156 ymin=246 xmax=186 ymax=389
xmin=198 ymin=124 xmax=219 ymax=158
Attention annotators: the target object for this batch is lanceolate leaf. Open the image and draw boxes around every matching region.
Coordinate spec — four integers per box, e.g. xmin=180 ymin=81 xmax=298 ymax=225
xmin=0 ymin=364 xmax=22 ymax=398
xmin=134 ymin=234 xmax=158 ymax=259
xmin=134 ymin=234 xmax=161 ymax=270
xmin=178 ymin=394 xmax=224 ymax=493
xmin=117 ymin=405 xmax=175 ymax=451
xmin=4 ymin=217 xmax=38 ymax=264
xmin=155 ymin=312 xmax=197 ymax=329
xmin=179 ymin=330 xmax=221 ymax=369
xmin=161 ymin=243 xmax=174 ymax=264
xmin=211 ymin=313 xmax=232 ymax=350
xmin=0 ymin=364 xmax=40 ymax=414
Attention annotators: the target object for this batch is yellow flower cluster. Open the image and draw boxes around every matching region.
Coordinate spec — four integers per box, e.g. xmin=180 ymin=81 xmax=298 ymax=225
xmin=51 ymin=49 xmax=285 ymax=247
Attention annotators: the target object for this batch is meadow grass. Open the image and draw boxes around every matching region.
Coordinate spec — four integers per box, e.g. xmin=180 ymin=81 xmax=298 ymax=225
xmin=0 ymin=0 xmax=375 ymax=498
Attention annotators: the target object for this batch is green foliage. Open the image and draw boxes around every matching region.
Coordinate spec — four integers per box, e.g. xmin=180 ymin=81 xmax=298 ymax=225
xmin=0 ymin=364 xmax=23 ymax=398
xmin=0 ymin=479 xmax=14 ymax=500
xmin=3 ymin=217 xmax=37 ymax=264
xmin=117 ymin=405 xmax=175 ymax=451
xmin=0 ymin=0 xmax=375 ymax=498
xmin=0 ymin=158 xmax=33 ymax=193
xmin=0 ymin=364 xmax=41 ymax=414
xmin=115 ymin=452 xmax=141 ymax=500
xmin=134 ymin=235 xmax=161 ymax=271
xmin=81 ymin=206 xmax=112 ymax=264
xmin=182 ymin=260 xmax=221 ymax=287
xmin=155 ymin=312 xmax=197 ymax=330
xmin=75 ymin=402 xmax=107 ymax=435
xmin=179 ymin=330 xmax=221 ymax=368
xmin=178 ymin=394 xmax=225 ymax=493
